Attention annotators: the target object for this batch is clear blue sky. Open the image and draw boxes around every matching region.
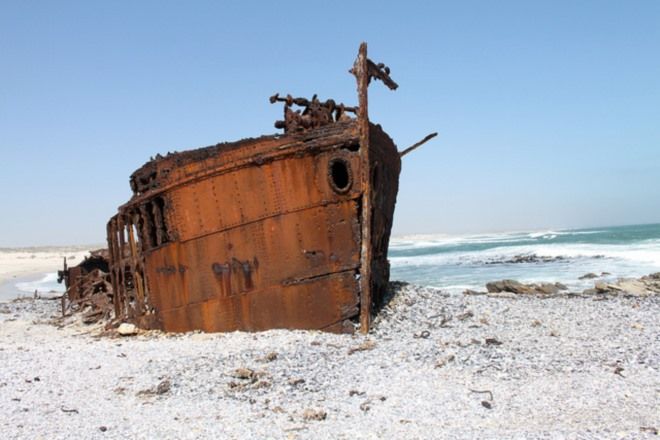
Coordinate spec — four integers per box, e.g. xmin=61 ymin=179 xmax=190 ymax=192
xmin=1 ymin=1 xmax=659 ymax=246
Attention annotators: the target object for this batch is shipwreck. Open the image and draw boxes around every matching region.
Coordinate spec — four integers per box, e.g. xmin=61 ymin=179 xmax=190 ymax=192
xmin=104 ymin=43 xmax=435 ymax=334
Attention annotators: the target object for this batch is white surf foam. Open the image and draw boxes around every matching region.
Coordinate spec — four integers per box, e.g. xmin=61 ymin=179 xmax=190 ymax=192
xmin=390 ymin=231 xmax=534 ymax=251
xmin=390 ymin=241 xmax=660 ymax=268
xmin=15 ymin=272 xmax=64 ymax=295
xmin=390 ymin=228 xmax=613 ymax=252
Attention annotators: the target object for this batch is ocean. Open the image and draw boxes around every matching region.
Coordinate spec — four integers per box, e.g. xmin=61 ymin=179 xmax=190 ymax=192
xmin=0 ymin=272 xmax=65 ymax=301
xmin=389 ymin=223 xmax=660 ymax=294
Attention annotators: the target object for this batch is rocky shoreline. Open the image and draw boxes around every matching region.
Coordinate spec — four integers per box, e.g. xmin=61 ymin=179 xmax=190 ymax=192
xmin=1 ymin=276 xmax=659 ymax=439
xmin=464 ymin=272 xmax=660 ymax=298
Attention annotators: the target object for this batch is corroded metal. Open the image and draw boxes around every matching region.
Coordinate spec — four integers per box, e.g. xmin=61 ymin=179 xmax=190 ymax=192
xmin=400 ymin=132 xmax=438 ymax=158
xmin=58 ymin=249 xmax=110 ymax=303
xmin=269 ymin=93 xmax=357 ymax=133
xmin=107 ymin=43 xmax=409 ymax=334
xmin=353 ymin=42 xmax=373 ymax=332
xmin=58 ymin=249 xmax=114 ymax=323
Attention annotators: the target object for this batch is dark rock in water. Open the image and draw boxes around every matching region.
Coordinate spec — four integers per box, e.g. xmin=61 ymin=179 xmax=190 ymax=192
xmin=555 ymin=282 xmax=568 ymax=291
xmin=481 ymin=254 xmax=575 ymax=267
xmin=485 ymin=254 xmax=567 ymax=265
xmin=579 ymin=273 xmax=599 ymax=280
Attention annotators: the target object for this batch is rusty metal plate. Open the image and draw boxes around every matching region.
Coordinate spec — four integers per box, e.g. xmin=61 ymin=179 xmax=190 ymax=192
xmin=144 ymin=199 xmax=360 ymax=314
xmin=157 ymin=270 xmax=358 ymax=332
xmin=166 ymin=148 xmax=362 ymax=242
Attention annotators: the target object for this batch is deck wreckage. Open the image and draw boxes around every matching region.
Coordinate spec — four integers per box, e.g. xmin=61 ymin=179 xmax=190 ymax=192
xmin=59 ymin=43 xmax=436 ymax=333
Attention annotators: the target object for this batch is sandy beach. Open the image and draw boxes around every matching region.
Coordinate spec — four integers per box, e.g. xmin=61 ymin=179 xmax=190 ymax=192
xmin=0 ymin=246 xmax=96 ymax=285
xmin=1 ymin=248 xmax=658 ymax=439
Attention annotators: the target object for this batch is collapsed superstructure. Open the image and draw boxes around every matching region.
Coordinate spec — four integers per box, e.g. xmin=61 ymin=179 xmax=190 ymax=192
xmin=57 ymin=249 xmax=113 ymax=324
xmin=104 ymin=43 xmax=434 ymax=333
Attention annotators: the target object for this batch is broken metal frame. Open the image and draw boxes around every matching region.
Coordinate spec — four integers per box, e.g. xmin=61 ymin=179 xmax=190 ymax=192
xmin=57 ymin=249 xmax=114 ymax=324
xmin=107 ymin=210 xmax=154 ymax=328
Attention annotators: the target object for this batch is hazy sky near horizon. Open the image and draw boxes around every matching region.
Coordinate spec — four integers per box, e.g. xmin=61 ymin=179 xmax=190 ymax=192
xmin=1 ymin=1 xmax=659 ymax=246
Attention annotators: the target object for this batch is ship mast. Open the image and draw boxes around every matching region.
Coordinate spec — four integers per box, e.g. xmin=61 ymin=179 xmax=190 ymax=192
xmin=351 ymin=42 xmax=398 ymax=332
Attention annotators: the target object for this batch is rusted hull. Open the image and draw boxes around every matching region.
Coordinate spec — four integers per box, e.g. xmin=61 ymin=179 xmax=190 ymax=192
xmin=106 ymin=43 xmax=409 ymax=334
xmin=145 ymin=200 xmax=361 ymax=332
xmin=366 ymin=123 xmax=402 ymax=312
xmin=107 ymin=121 xmax=400 ymax=333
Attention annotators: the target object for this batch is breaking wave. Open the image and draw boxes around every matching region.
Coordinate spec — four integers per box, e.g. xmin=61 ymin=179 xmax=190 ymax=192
xmin=15 ymin=272 xmax=64 ymax=295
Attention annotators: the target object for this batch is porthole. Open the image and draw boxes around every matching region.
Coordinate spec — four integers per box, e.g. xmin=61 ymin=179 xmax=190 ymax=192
xmin=328 ymin=158 xmax=352 ymax=194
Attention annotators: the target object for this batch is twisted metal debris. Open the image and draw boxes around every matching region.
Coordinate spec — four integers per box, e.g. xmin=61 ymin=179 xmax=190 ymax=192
xmin=58 ymin=249 xmax=113 ymax=324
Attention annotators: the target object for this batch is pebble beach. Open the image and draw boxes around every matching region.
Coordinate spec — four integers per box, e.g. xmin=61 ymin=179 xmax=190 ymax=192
xmin=1 ymin=280 xmax=658 ymax=439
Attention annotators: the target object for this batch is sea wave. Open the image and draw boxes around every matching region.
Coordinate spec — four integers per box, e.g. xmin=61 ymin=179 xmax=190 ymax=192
xmin=527 ymin=230 xmax=605 ymax=239
xmin=390 ymin=231 xmax=537 ymax=251
xmin=391 ymin=225 xmax=660 ymax=257
xmin=390 ymin=228 xmax=608 ymax=252
xmin=390 ymin=242 xmax=660 ymax=268
xmin=527 ymin=230 xmax=559 ymax=239
xmin=15 ymin=272 xmax=64 ymax=294
xmin=532 ymin=244 xmax=660 ymax=267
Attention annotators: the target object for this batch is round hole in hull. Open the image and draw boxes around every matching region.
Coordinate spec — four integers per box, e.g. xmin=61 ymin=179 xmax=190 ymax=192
xmin=329 ymin=158 xmax=352 ymax=193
